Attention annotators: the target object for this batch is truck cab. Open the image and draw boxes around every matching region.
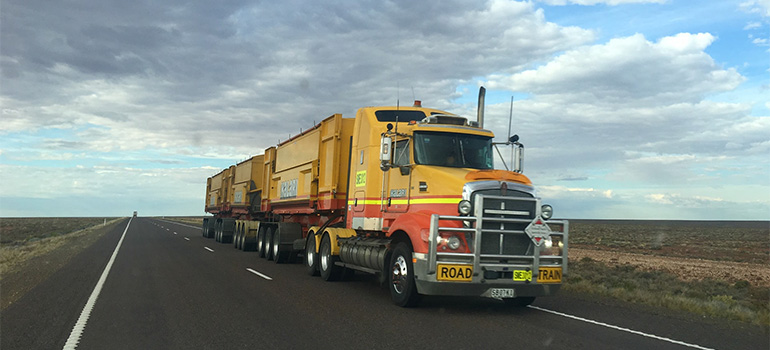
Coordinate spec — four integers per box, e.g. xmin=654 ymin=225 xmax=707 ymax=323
xmin=344 ymin=102 xmax=568 ymax=306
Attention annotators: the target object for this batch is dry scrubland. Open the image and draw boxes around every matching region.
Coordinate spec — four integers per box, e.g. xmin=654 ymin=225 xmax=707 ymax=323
xmin=567 ymin=220 xmax=770 ymax=326
xmin=0 ymin=217 xmax=121 ymax=277
xmin=0 ymin=217 xmax=126 ymax=309
xmin=1 ymin=217 xmax=768 ymax=326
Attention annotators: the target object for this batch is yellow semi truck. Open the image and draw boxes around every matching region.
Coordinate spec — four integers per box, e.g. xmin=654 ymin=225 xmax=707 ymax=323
xmin=204 ymin=87 xmax=568 ymax=307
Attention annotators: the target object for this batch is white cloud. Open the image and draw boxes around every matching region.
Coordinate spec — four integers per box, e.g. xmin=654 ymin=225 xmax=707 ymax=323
xmin=740 ymin=0 xmax=770 ymax=17
xmin=488 ymin=33 xmax=743 ymax=105
xmin=744 ymin=21 xmax=763 ymax=29
xmin=540 ymin=0 xmax=666 ymax=5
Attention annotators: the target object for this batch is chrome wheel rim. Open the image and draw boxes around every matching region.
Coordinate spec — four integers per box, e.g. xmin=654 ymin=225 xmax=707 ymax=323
xmin=321 ymin=242 xmax=329 ymax=271
xmin=391 ymin=255 xmax=408 ymax=294
xmin=306 ymin=240 xmax=315 ymax=267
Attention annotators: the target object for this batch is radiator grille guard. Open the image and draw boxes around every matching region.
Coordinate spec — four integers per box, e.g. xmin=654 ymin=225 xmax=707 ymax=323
xmin=427 ymin=193 xmax=569 ymax=282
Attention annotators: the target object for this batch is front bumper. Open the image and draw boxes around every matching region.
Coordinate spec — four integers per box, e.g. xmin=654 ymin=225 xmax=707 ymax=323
xmin=416 ymin=193 xmax=569 ymax=299
xmin=413 ymin=257 xmax=562 ymax=297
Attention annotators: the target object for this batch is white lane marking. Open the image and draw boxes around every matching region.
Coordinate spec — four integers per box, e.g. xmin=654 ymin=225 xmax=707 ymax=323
xmin=166 ymin=228 xmax=169 ymax=231
xmin=184 ymin=237 xmax=190 ymax=241
xmin=246 ymin=268 xmax=273 ymax=280
xmin=173 ymin=232 xmax=177 ymax=235
xmin=528 ymin=306 xmax=714 ymax=350
xmin=204 ymin=247 xmax=214 ymax=252
xmin=63 ymin=217 xmax=132 ymax=350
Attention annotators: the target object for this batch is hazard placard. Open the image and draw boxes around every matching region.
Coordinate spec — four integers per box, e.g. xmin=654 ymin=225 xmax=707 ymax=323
xmin=525 ymin=217 xmax=552 ymax=246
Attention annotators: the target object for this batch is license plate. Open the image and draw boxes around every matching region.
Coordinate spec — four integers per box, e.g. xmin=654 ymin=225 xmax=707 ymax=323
xmin=513 ymin=270 xmax=532 ymax=282
xmin=437 ymin=264 xmax=473 ymax=282
xmin=538 ymin=267 xmax=562 ymax=283
xmin=490 ymin=288 xmax=515 ymax=298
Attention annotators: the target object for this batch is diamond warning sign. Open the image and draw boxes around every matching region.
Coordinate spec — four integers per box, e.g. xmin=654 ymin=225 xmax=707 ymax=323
xmin=525 ymin=217 xmax=552 ymax=246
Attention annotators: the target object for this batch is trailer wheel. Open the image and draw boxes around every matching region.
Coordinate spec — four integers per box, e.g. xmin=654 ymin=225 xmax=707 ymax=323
xmin=265 ymin=227 xmax=275 ymax=261
xmin=304 ymin=234 xmax=319 ymax=276
xmin=257 ymin=225 xmax=266 ymax=257
xmin=243 ymin=227 xmax=257 ymax=252
xmin=503 ymin=297 xmax=535 ymax=307
xmin=237 ymin=226 xmax=245 ymax=250
xmin=319 ymin=234 xmax=342 ymax=281
xmin=389 ymin=242 xmax=421 ymax=307
xmin=233 ymin=224 xmax=239 ymax=249
xmin=273 ymin=229 xmax=288 ymax=263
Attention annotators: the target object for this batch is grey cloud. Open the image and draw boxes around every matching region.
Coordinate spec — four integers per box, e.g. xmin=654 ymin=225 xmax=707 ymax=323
xmin=41 ymin=139 xmax=89 ymax=150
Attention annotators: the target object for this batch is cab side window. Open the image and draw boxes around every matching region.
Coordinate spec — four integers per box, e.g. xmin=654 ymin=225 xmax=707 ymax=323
xmin=393 ymin=140 xmax=410 ymax=166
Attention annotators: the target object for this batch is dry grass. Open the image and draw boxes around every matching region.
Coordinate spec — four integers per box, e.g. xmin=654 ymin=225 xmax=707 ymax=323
xmin=564 ymin=220 xmax=770 ymax=326
xmin=0 ymin=217 xmax=123 ymax=280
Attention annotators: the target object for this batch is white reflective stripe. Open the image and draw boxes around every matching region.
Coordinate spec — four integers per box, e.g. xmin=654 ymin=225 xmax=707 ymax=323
xmin=528 ymin=306 xmax=715 ymax=350
xmin=63 ymin=218 xmax=132 ymax=350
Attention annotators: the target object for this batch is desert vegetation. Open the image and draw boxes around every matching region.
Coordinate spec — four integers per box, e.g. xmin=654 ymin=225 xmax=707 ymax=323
xmin=565 ymin=220 xmax=769 ymax=326
xmin=0 ymin=217 xmax=121 ymax=280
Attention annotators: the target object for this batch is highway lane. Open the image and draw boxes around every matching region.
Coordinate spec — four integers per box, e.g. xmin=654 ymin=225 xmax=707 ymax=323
xmin=2 ymin=217 xmax=767 ymax=349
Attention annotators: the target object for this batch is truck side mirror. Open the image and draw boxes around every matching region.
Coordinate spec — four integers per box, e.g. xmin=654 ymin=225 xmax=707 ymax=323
xmin=380 ymin=135 xmax=392 ymax=171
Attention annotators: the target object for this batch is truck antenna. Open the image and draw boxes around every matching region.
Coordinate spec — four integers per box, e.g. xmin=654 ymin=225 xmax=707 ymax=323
xmin=508 ymin=96 xmax=514 ymax=143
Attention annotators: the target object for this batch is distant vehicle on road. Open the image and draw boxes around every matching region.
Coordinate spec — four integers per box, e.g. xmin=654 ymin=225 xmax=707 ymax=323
xmin=133 ymin=211 xmax=138 ymax=217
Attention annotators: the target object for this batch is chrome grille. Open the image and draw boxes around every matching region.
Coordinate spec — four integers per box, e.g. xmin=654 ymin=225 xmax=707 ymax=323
xmin=477 ymin=191 xmax=536 ymax=256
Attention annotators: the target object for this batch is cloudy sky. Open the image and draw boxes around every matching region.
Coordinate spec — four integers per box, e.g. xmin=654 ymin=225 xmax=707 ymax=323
xmin=1 ymin=0 xmax=768 ymax=220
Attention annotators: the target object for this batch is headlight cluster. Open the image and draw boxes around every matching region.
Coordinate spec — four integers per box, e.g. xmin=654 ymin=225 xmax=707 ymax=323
xmin=438 ymin=233 xmax=468 ymax=252
xmin=541 ymin=235 xmax=564 ymax=256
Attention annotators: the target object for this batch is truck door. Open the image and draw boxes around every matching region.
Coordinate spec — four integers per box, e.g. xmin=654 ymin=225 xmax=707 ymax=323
xmin=383 ymin=139 xmax=411 ymax=213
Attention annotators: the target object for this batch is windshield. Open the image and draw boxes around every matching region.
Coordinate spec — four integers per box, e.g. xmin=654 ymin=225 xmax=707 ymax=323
xmin=414 ymin=132 xmax=493 ymax=169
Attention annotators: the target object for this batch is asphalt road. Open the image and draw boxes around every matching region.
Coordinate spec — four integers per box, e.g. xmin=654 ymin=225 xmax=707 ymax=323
xmin=2 ymin=217 xmax=767 ymax=350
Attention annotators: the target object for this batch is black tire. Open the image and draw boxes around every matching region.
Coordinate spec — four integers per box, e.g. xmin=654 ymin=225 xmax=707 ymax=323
xmin=389 ymin=242 xmax=421 ymax=307
xmin=304 ymin=234 xmax=319 ymax=276
xmin=319 ymin=234 xmax=342 ymax=281
xmin=238 ymin=226 xmax=245 ymax=250
xmin=265 ymin=227 xmax=275 ymax=261
xmin=233 ymin=223 xmax=241 ymax=250
xmin=273 ymin=228 xmax=288 ymax=264
xmin=257 ymin=226 xmax=267 ymax=258
xmin=503 ymin=297 xmax=536 ymax=307
xmin=243 ymin=228 xmax=256 ymax=252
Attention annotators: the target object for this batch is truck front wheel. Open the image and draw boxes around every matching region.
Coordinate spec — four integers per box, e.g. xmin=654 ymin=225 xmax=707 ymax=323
xmin=389 ymin=242 xmax=421 ymax=307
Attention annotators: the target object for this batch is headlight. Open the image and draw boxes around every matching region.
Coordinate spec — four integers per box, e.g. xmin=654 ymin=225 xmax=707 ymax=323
xmin=447 ymin=236 xmax=461 ymax=250
xmin=541 ymin=235 xmax=563 ymax=256
xmin=541 ymin=204 xmax=553 ymax=220
xmin=458 ymin=200 xmax=472 ymax=215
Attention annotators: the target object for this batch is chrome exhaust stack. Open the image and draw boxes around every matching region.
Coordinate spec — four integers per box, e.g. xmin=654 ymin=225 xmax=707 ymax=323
xmin=477 ymin=86 xmax=485 ymax=129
